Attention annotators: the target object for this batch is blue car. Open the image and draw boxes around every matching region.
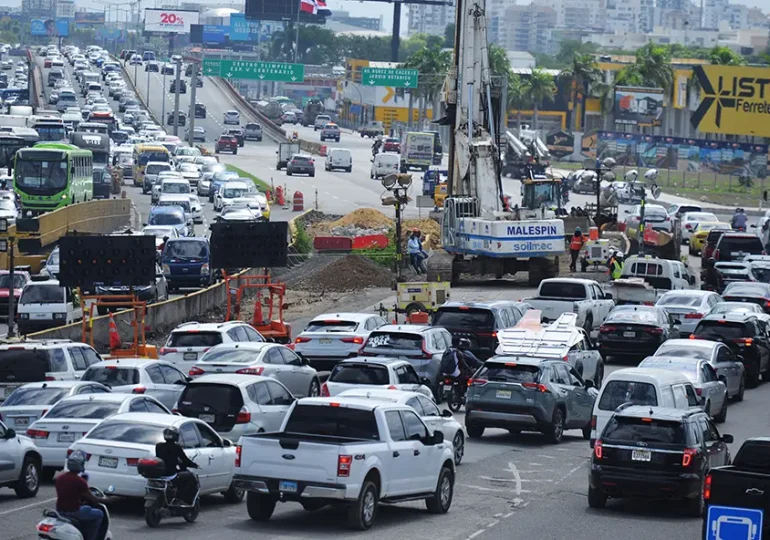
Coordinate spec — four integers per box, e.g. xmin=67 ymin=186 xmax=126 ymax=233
xmin=161 ymin=238 xmax=212 ymax=291
xmin=208 ymin=170 xmax=239 ymax=202
xmin=147 ymin=206 xmax=187 ymax=238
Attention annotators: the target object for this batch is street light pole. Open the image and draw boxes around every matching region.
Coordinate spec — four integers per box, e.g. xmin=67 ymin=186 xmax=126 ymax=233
xmin=172 ymin=58 xmax=181 ymax=137
xmin=161 ymin=71 xmax=166 ymax=123
xmin=188 ymin=65 xmax=198 ymax=147
xmin=6 ymin=236 xmax=14 ymax=337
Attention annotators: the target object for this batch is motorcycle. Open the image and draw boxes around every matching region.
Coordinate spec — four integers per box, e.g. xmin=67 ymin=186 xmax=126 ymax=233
xmin=138 ymin=457 xmax=200 ymax=528
xmin=442 ymin=376 xmax=466 ymax=412
xmin=36 ymin=486 xmax=114 ymax=540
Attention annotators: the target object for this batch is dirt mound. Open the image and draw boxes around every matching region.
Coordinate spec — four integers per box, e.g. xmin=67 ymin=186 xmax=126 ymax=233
xmin=330 ymin=208 xmax=394 ymax=230
xmin=290 ymin=255 xmax=393 ymax=292
xmin=404 ymin=218 xmax=441 ymax=249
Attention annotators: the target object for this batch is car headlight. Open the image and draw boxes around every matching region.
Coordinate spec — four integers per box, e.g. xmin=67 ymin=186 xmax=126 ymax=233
xmin=53 ymin=313 xmax=66 ymax=320
xmin=201 ymin=263 xmax=209 ymax=275
xmin=162 ymin=264 xmax=170 ymax=274
xmin=18 ymin=313 xmax=29 ymax=319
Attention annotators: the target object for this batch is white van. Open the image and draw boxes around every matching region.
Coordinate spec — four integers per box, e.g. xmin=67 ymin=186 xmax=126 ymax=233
xmin=325 ymin=148 xmax=352 ymax=172
xmin=17 ymin=280 xmax=83 ymax=336
xmin=371 ymin=152 xmax=400 ymax=179
xmin=590 ymin=367 xmax=700 ymax=445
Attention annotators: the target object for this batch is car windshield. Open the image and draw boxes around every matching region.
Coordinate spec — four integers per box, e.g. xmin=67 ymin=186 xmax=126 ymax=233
xmin=149 ymin=211 xmax=183 ymax=226
xmin=654 ymin=343 xmax=711 ymax=361
xmin=476 ymin=362 xmax=540 ymax=383
xmin=639 ymin=358 xmax=698 ymax=373
xmin=162 ymin=183 xmax=189 ymax=195
xmin=146 ymin=164 xmax=170 ymax=175
xmin=724 ymin=283 xmax=770 ymax=296
xmin=46 ymin=400 xmax=120 ymax=419
xmin=433 ymin=308 xmax=495 ymax=329
xmin=3 ymin=386 xmax=68 ymax=406
xmin=710 ymin=303 xmax=760 ymax=314
xmin=598 ymin=381 xmax=658 ymax=411
xmin=143 ymin=227 xmax=173 ymax=238
xmin=15 ymin=158 xmax=68 ymax=190
xmin=179 ymin=384 xmax=243 ymax=412
xmin=305 ymin=320 xmax=358 ymax=332
xmin=19 ymin=284 xmax=62 ymax=304
xmin=87 ymin=421 xmax=165 ymax=444
xmin=168 ymin=331 xmax=222 ymax=348
xmin=538 ymin=281 xmax=587 ymax=299
xmin=165 ymin=240 xmax=207 ymax=259
xmin=0 ymin=274 xmax=26 ymax=288
xmin=223 ymin=188 xmax=247 ymax=198
xmin=602 ymin=416 xmax=685 ymax=444
xmin=199 ymin=348 xmax=262 ymax=363
xmin=329 ymin=364 xmax=389 ymax=385
xmin=283 ymin=404 xmax=379 ymax=440
xmin=721 ymin=237 xmax=763 ymax=253
xmin=82 ymin=366 xmax=140 ymax=386
xmin=606 ymin=309 xmax=658 ymax=324
xmin=138 ymin=152 xmax=168 ymax=165
xmin=694 ymin=321 xmax=749 ymax=339
xmin=657 ymin=295 xmax=703 ymax=307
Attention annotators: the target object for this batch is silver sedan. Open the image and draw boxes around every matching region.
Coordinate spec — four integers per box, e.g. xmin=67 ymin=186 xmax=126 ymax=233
xmin=709 ymin=301 xmax=764 ymax=316
xmin=655 ymin=290 xmax=722 ymax=334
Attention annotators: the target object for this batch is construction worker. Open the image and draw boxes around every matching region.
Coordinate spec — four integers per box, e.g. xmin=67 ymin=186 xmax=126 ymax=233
xmin=569 ymin=227 xmax=586 ymax=272
xmin=609 ymin=252 xmax=624 ymax=280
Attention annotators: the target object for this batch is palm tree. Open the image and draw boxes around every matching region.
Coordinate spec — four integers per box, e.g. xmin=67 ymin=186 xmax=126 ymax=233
xmin=633 ymin=42 xmax=674 ymax=91
xmin=524 ymin=69 xmax=556 ymax=131
xmin=709 ymin=46 xmax=744 ymax=66
xmin=403 ymin=45 xmax=451 ymax=127
xmin=562 ymin=53 xmax=601 ymax=131
xmin=507 ymin=72 xmax=528 ymax=134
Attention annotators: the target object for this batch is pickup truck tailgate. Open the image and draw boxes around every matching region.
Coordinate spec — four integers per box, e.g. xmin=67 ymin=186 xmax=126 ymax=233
xmin=239 ymin=436 xmax=343 ymax=484
xmin=709 ymin=467 xmax=770 ymax=511
xmin=528 ymin=300 xmax=577 ymax=322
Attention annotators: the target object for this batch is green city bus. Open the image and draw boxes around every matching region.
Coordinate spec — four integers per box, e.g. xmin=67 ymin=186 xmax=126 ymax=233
xmin=14 ymin=143 xmax=93 ymax=216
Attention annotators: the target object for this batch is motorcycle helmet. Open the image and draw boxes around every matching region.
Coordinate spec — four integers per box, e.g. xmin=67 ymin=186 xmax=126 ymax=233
xmin=66 ymin=450 xmax=87 ymax=474
xmin=163 ymin=426 xmax=180 ymax=443
xmin=458 ymin=338 xmax=471 ymax=349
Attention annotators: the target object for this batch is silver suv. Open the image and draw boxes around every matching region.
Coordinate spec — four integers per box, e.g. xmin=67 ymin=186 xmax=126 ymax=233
xmin=313 ymin=114 xmax=331 ymax=131
xmin=244 ymin=122 xmax=262 ymax=141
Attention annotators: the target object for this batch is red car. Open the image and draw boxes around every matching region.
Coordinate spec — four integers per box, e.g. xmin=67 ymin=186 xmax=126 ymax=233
xmin=44 ymin=58 xmax=53 ymax=68
xmin=383 ymin=137 xmax=400 ymax=152
xmin=215 ymin=134 xmax=238 ymax=154
xmin=0 ymin=270 xmax=30 ymax=319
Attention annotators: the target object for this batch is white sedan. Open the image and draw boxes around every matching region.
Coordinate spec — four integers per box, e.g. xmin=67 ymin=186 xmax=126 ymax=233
xmin=25 ymin=393 xmax=171 ymax=479
xmin=68 ymin=413 xmax=243 ymax=501
xmin=223 ymin=110 xmax=240 ymax=125
xmin=188 ymin=194 xmax=203 ymax=223
xmin=655 ymin=289 xmax=723 ymax=335
xmin=681 ymin=211 xmax=719 ymax=243
xmin=338 ymin=388 xmax=466 ymax=465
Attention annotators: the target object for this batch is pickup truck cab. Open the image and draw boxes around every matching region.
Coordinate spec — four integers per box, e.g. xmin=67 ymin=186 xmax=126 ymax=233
xmin=525 ymin=278 xmax=614 ymax=334
xmin=610 ymin=255 xmax=694 ymax=305
xmin=233 ymin=397 xmax=456 ymax=530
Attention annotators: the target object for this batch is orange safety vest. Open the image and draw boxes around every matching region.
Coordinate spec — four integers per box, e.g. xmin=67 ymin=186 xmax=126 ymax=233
xmin=570 ymin=234 xmax=585 ymax=251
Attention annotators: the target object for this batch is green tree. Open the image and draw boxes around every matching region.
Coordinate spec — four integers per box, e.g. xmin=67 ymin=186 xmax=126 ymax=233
xmin=443 ymin=23 xmax=455 ymax=48
xmin=403 ymin=43 xmax=451 ymax=125
xmin=337 ymin=35 xmax=392 ymax=62
xmin=507 ymin=72 xmax=529 ymax=132
xmin=400 ymin=33 xmax=444 ymax=62
xmin=708 ymin=45 xmax=745 ymax=65
xmin=632 ymin=42 xmax=674 ymax=90
xmin=488 ymin=43 xmax=511 ymax=81
xmin=561 ymin=52 xmax=601 ymax=131
xmin=524 ymin=68 xmax=556 ymax=130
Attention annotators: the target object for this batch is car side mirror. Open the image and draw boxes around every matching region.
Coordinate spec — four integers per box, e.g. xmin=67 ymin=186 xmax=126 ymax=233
xmin=420 ymin=377 xmax=432 ymax=387
xmin=722 ymin=434 xmax=734 ymax=443
xmin=4 ymin=428 xmax=15 ymax=439
xmin=585 ymin=379 xmax=595 ymax=389
xmin=737 ymin=355 xmax=745 ymax=364
xmin=441 ymin=409 xmax=453 ymax=418
xmin=222 ymin=438 xmax=232 ymax=447
xmin=604 ymin=292 xmax=613 ymax=300
xmin=432 ymin=430 xmax=444 ymax=445
xmin=672 ymin=318 xmax=682 ymax=326
xmin=174 ymin=380 xmax=186 ymax=385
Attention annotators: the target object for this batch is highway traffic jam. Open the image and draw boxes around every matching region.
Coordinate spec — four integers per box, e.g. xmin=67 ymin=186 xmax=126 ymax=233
xmin=0 ymin=43 xmax=769 ymax=540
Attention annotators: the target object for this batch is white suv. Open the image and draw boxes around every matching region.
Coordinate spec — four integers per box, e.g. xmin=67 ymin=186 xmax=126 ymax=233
xmin=223 ymin=110 xmax=240 ymax=125
xmin=0 ymin=420 xmax=41 ymax=498
xmin=159 ymin=321 xmax=265 ymax=372
xmin=0 ymin=340 xmax=103 ymax=402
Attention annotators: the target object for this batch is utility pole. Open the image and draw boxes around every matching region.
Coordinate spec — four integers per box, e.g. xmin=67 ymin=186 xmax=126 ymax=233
xmin=6 ymin=235 xmax=14 ymax=337
xmin=161 ymin=70 xmax=166 ymax=122
xmin=172 ymin=58 xmax=181 ymax=136
xmin=146 ymin=63 xmax=150 ymax=105
xmin=188 ymin=64 xmax=197 ymax=147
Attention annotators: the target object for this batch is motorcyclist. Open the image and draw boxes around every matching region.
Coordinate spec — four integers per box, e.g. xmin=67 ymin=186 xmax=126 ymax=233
xmin=702 ymin=257 xmax=723 ymax=291
xmin=448 ymin=338 xmax=483 ymax=386
xmin=731 ymin=208 xmax=747 ymax=231
xmin=457 ymin=338 xmax=483 ymax=372
xmin=55 ymin=450 xmax=106 ymax=540
xmin=155 ymin=426 xmax=200 ymax=506
xmin=372 ymin=135 xmax=383 ymax=156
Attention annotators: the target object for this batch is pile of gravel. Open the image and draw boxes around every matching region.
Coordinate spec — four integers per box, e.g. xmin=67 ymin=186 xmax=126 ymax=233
xmin=287 ymin=254 xmax=393 ymax=292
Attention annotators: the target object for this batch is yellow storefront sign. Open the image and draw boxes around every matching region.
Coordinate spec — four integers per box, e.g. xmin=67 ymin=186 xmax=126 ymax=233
xmin=374 ymin=107 xmax=432 ymax=128
xmin=691 ymin=65 xmax=770 ymax=137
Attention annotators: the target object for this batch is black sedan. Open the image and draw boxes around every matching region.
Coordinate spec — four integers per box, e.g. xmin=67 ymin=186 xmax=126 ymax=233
xmin=166 ymin=111 xmax=187 ymax=126
xmin=169 ymin=79 xmax=187 ymax=94
xmin=722 ymin=282 xmax=770 ymax=313
xmin=597 ymin=305 xmax=678 ymax=360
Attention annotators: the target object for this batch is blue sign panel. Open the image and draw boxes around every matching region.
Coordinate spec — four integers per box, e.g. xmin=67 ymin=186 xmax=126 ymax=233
xmin=202 ymin=24 xmax=226 ymax=43
xmin=229 ymin=14 xmax=278 ymax=43
xmin=30 ymin=19 xmax=69 ymax=37
xmin=706 ymin=506 xmax=762 ymax=540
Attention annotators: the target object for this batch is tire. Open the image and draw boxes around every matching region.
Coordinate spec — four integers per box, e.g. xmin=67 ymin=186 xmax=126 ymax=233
xmin=545 ymin=408 xmax=565 ymax=444
xmin=747 ymin=367 xmax=760 ymax=389
xmin=425 ymin=466 xmax=454 ymax=514
xmin=452 ymin=431 xmax=465 ymax=466
xmin=144 ymin=507 xmax=162 ymax=527
xmin=183 ymin=500 xmax=200 ymax=522
xmin=246 ymin=492 xmax=276 ymax=521
xmin=685 ymin=482 xmax=705 ymax=517
xmin=310 ymin=172 xmax=315 ymax=177
xmin=587 ymin=486 xmax=606 ymax=509
xmin=223 ymin=483 xmax=244 ymax=503
xmin=287 ymin=170 xmax=292 ymax=176
xmin=233 ymin=149 xmax=237 ymax=155
xmin=466 ymin=424 xmax=484 ymax=439
xmin=448 ymin=387 xmax=463 ymax=413
xmin=582 ymin=425 xmax=592 ymax=440
xmin=308 ymin=378 xmax=321 ymax=397
xmin=714 ymin=399 xmax=728 ymax=424
xmin=734 ymin=374 xmax=745 ymax=401
xmin=346 ymin=480 xmax=378 ymax=530
xmin=14 ymin=456 xmax=40 ymax=498
xmin=583 ymin=315 xmax=593 ymax=336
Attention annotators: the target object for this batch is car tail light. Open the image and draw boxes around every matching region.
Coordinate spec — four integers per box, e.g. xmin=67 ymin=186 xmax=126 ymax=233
xmin=337 ymin=455 xmax=352 ymax=477
xmin=421 ymin=344 xmax=432 ymax=359
xmin=444 ymin=378 xmax=453 ymax=384
xmin=684 ymin=313 xmax=703 ymax=319
xmin=38 ymin=523 xmax=55 ymax=533
xmin=45 ymin=376 xmax=56 ymax=381
xmin=522 ymin=382 xmax=549 ymax=393
xmin=236 ymin=366 xmax=264 ymax=375
xmin=704 ymin=473 xmax=712 ymax=500
xmin=341 ymin=337 xmax=364 ymax=344
xmin=295 ymin=336 xmax=311 ymax=343
xmin=126 ymin=458 xmax=139 ymax=467
xmin=132 ymin=386 xmax=146 ymax=394
xmin=682 ymin=448 xmax=697 ymax=467
xmin=159 ymin=347 xmax=176 ymax=355
xmin=686 ymin=223 xmax=693 ymax=229
xmin=468 ymin=378 xmax=488 ymax=387
xmin=236 ymin=407 xmax=251 ymax=424
xmin=695 ymin=387 xmax=702 ymax=396
xmin=188 ymin=366 xmax=204 ymax=376
xmin=321 ymin=383 xmax=330 ymax=397
xmin=594 ymin=440 xmax=603 ymax=459
xmin=732 ymin=338 xmax=754 ymax=346
xmin=644 ymin=327 xmax=664 ymax=335
xmin=235 ymin=445 xmax=242 ymax=467
xmin=714 ymin=249 xmax=720 ymax=260
xmin=591 ymin=415 xmax=597 ymax=429
xmin=599 ymin=325 xmax=616 ymax=333
xmin=27 ymin=429 xmax=49 ymax=439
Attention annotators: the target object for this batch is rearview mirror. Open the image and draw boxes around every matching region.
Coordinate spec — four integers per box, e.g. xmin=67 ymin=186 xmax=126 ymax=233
xmin=4 ymin=427 xmax=15 ymax=439
xmin=222 ymin=438 xmax=232 ymax=447
xmin=585 ymin=379 xmax=595 ymax=389
xmin=604 ymin=292 xmax=613 ymax=300
xmin=722 ymin=434 xmax=734 ymax=443
xmin=441 ymin=409 xmax=453 ymax=418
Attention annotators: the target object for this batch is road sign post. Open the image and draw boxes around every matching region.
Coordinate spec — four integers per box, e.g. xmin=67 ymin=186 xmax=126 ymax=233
xmin=361 ymin=67 xmax=418 ymax=88
xmin=705 ymin=505 xmax=762 ymax=540
xmin=202 ymin=59 xmax=304 ymax=82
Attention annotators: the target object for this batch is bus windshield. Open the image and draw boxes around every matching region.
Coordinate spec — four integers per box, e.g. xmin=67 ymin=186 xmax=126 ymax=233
xmin=35 ymin=125 xmax=67 ymax=142
xmin=15 ymin=157 xmax=68 ymax=191
xmin=138 ymin=151 xmax=168 ymax=166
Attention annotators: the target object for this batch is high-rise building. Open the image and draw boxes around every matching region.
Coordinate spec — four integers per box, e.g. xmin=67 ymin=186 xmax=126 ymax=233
xmin=724 ymin=4 xmax=749 ymax=29
xmin=488 ymin=0 xmax=518 ymax=45
xmin=541 ymin=0 xmax=603 ymax=29
xmin=605 ymin=0 xmax=655 ymax=33
xmin=499 ymin=3 xmax=557 ymax=53
xmin=21 ymin=0 xmax=54 ymax=19
xmin=701 ymin=0 xmax=728 ymax=29
xmin=407 ymin=1 xmax=454 ymax=36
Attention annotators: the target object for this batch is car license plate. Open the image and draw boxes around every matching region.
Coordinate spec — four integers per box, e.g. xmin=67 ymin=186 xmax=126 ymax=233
xmin=279 ymin=480 xmax=298 ymax=493
xmin=200 ymin=414 xmax=215 ymax=423
xmin=319 ymin=338 xmax=332 ymax=345
xmin=183 ymin=352 xmax=197 ymax=361
xmin=496 ymin=389 xmax=512 ymax=399
xmin=98 ymin=456 xmax=118 ymax=469
xmin=58 ymin=433 xmax=76 ymax=443
xmin=33 ymin=313 xmax=48 ymax=319
xmin=14 ymin=417 xmax=29 ymax=426
xmin=623 ymin=331 xmax=636 ymax=338
xmin=632 ymin=449 xmax=651 ymax=462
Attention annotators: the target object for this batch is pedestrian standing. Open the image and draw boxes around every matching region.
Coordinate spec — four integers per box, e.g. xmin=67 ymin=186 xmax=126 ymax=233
xmin=569 ymin=227 xmax=586 ymax=272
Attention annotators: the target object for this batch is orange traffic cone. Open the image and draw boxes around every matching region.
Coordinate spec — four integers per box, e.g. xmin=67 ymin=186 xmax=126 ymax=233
xmin=108 ymin=313 xmax=121 ymax=351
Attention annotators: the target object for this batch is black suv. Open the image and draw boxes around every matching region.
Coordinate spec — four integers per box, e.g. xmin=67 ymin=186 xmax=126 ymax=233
xmin=714 ymin=233 xmax=765 ymax=262
xmin=169 ymin=79 xmax=187 ymax=94
xmin=432 ymin=301 xmax=532 ymax=359
xmin=166 ymin=111 xmax=187 ymax=126
xmin=589 ymin=405 xmax=732 ymax=516
xmin=692 ymin=312 xmax=770 ymax=388
xmin=224 ymin=128 xmax=245 ymax=147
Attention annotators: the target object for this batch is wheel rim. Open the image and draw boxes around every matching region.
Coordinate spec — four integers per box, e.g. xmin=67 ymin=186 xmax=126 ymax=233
xmin=453 ymin=432 xmax=464 ymax=463
xmin=554 ymin=413 xmax=563 ymax=440
xmin=362 ymin=489 xmax=375 ymax=523
xmin=310 ymin=381 xmax=320 ymax=397
xmin=439 ymin=474 xmax=451 ymax=507
xmin=25 ymin=463 xmax=38 ymax=490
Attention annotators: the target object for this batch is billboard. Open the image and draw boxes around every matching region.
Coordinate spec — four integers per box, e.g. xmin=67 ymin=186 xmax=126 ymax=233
xmin=229 ymin=14 xmax=280 ymax=42
xmin=190 ymin=24 xmax=226 ymax=43
xmin=546 ymin=130 xmax=575 ymax=159
xmin=30 ymin=19 xmax=69 ymax=36
xmin=692 ymin=65 xmax=770 ymax=138
xmin=594 ymin=131 xmax=767 ymax=179
xmin=614 ymin=86 xmax=664 ymax=127
xmin=144 ymin=8 xmax=199 ymax=34
xmin=55 ymin=0 xmax=75 ymax=19
xmin=244 ymin=0 xmax=328 ymax=23
xmin=74 ymin=11 xmax=105 ymax=25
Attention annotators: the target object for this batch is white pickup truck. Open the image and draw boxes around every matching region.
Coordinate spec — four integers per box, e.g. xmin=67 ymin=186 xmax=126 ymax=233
xmin=232 ymin=397 xmax=456 ymax=530
xmin=525 ymin=278 xmax=615 ymax=333
xmin=608 ymin=255 xmax=694 ymax=305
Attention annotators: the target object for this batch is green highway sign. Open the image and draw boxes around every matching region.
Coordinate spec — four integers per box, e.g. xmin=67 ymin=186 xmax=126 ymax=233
xmin=201 ymin=59 xmax=305 ymax=82
xmin=361 ymin=67 xmax=418 ymax=88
